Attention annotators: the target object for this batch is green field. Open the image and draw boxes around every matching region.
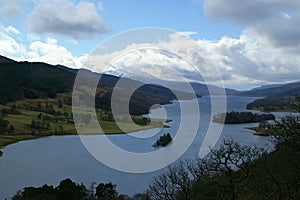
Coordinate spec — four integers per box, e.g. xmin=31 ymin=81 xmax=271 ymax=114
xmin=0 ymin=95 xmax=169 ymax=153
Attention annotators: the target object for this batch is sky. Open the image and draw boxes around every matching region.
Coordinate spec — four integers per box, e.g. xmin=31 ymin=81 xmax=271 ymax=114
xmin=0 ymin=0 xmax=300 ymax=90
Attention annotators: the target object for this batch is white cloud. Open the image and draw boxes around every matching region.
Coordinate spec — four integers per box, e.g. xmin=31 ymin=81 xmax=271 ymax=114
xmin=6 ymin=26 xmax=21 ymax=35
xmin=0 ymin=23 xmax=85 ymax=68
xmin=83 ymin=30 xmax=300 ymax=90
xmin=0 ymin=0 xmax=24 ymax=18
xmin=28 ymin=38 xmax=75 ymax=66
xmin=1 ymin=24 xmax=299 ymax=90
xmin=27 ymin=38 xmax=88 ymax=68
xmin=0 ymin=24 xmax=27 ymax=59
xmin=27 ymin=0 xmax=110 ymax=39
xmin=203 ymin=0 xmax=300 ymax=48
xmin=198 ymin=31 xmax=300 ymax=87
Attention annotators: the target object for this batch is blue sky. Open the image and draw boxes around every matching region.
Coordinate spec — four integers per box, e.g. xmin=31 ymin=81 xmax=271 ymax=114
xmin=0 ymin=0 xmax=300 ymax=89
xmin=99 ymin=0 xmax=242 ymax=39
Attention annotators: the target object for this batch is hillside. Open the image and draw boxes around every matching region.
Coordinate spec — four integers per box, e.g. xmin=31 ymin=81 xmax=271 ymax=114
xmin=246 ymin=96 xmax=300 ymax=112
xmin=147 ymin=80 xmax=240 ymax=96
xmin=240 ymin=81 xmax=300 ymax=112
xmin=240 ymin=81 xmax=300 ymax=97
xmin=0 ymin=56 xmax=192 ymax=115
xmin=0 ymin=61 xmax=76 ymax=103
xmin=190 ymin=82 xmax=240 ymax=96
xmin=250 ymin=83 xmax=285 ymax=91
xmin=0 ymin=55 xmax=17 ymax=64
xmin=0 ymin=56 xmax=194 ymax=152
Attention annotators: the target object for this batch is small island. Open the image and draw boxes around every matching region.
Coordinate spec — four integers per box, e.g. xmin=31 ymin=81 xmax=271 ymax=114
xmin=213 ymin=111 xmax=275 ymax=124
xmin=153 ymin=133 xmax=172 ymax=147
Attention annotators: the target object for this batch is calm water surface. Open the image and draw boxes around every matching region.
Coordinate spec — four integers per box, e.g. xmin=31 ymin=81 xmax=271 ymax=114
xmin=0 ymin=96 xmax=287 ymax=199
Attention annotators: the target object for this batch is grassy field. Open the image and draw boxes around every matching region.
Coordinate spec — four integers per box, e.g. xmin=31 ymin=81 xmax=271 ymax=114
xmin=0 ymin=135 xmax=41 ymax=148
xmin=0 ymin=95 xmax=169 ymax=153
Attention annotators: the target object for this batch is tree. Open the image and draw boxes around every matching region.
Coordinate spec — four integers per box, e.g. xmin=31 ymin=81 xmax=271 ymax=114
xmin=148 ymin=161 xmax=191 ymax=200
xmin=57 ymin=99 xmax=63 ymax=108
xmin=11 ymin=179 xmax=131 ymax=200
xmin=1 ymin=108 xmax=8 ymax=117
xmin=12 ymin=179 xmax=89 ymax=200
xmin=10 ymin=104 xmax=20 ymax=115
xmin=206 ymin=139 xmax=264 ymax=200
xmin=132 ymin=193 xmax=150 ymax=200
xmin=153 ymin=133 xmax=172 ymax=147
xmin=57 ymin=125 xmax=64 ymax=134
xmin=46 ymin=122 xmax=51 ymax=130
xmin=38 ymin=101 xmax=42 ymax=110
xmin=296 ymin=95 xmax=300 ymax=112
xmin=95 ymin=182 xmax=118 ymax=200
xmin=263 ymin=115 xmax=300 ymax=147
xmin=0 ymin=118 xmax=9 ymax=133
xmin=8 ymin=124 xmax=14 ymax=133
xmin=250 ymin=115 xmax=300 ymax=199
xmin=147 ymin=139 xmax=264 ymax=200
xmin=31 ymin=119 xmax=40 ymax=129
xmin=37 ymin=113 xmax=42 ymax=120
xmin=11 ymin=185 xmax=57 ymax=200
xmin=57 ymin=178 xmax=89 ymax=200
xmin=214 ymin=111 xmax=275 ymax=124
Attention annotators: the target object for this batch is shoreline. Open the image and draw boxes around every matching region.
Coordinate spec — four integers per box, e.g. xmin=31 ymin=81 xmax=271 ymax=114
xmin=246 ymin=126 xmax=270 ymax=136
xmin=0 ymin=121 xmax=171 ymax=155
xmin=0 ymin=95 xmax=176 ymax=156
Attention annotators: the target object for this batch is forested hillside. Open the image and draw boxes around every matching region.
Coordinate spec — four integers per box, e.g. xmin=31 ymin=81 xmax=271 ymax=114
xmin=241 ymin=81 xmax=300 ymax=97
xmin=0 ymin=56 xmax=189 ymax=115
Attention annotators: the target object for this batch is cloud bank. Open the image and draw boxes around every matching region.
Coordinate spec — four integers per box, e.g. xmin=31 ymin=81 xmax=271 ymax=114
xmin=0 ymin=0 xmax=24 ymax=18
xmin=1 ymin=22 xmax=300 ymax=90
xmin=84 ymin=30 xmax=300 ymax=90
xmin=27 ymin=0 xmax=110 ymax=39
xmin=204 ymin=0 xmax=300 ymax=48
xmin=0 ymin=24 xmax=87 ymax=67
xmin=1 ymin=0 xmax=300 ymax=90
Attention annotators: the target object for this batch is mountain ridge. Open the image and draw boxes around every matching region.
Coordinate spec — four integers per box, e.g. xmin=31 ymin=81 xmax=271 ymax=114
xmin=0 ymin=56 xmax=191 ymax=115
xmin=1 ymin=55 xmax=299 ymax=101
xmin=0 ymin=55 xmax=17 ymax=64
xmin=240 ymin=81 xmax=300 ymax=97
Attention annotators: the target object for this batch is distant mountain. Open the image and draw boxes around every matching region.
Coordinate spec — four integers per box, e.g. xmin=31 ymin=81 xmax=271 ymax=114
xmin=240 ymin=81 xmax=300 ymax=97
xmin=190 ymin=82 xmax=240 ymax=96
xmin=243 ymin=81 xmax=300 ymax=112
xmin=250 ymin=83 xmax=286 ymax=91
xmin=151 ymin=80 xmax=240 ymax=96
xmin=0 ymin=56 xmax=193 ymax=115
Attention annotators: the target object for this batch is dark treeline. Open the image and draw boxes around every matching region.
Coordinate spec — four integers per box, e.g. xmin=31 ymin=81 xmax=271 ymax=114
xmin=0 ymin=62 xmax=76 ymax=104
xmin=12 ymin=115 xmax=300 ymax=200
xmin=153 ymin=133 xmax=172 ymax=147
xmin=12 ymin=179 xmax=131 ymax=200
xmin=213 ymin=111 xmax=275 ymax=124
xmin=146 ymin=115 xmax=300 ymax=200
xmin=246 ymin=96 xmax=300 ymax=112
